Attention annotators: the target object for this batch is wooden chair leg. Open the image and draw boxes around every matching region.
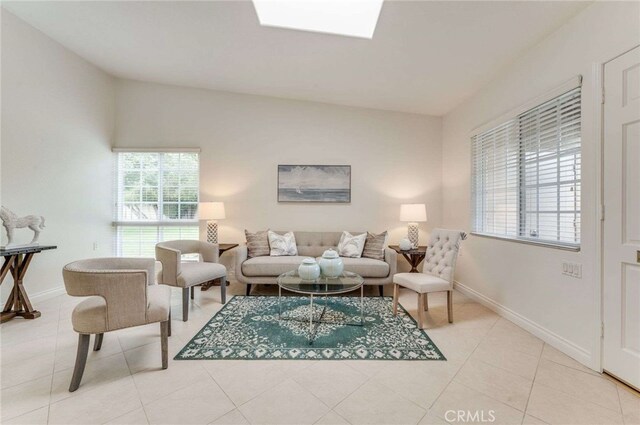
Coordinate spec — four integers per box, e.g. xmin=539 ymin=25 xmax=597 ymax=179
xmin=220 ymin=276 xmax=227 ymax=304
xmin=93 ymin=333 xmax=103 ymax=351
xmin=424 ymin=293 xmax=429 ymax=311
xmin=168 ymin=310 xmax=172 ymax=337
xmin=190 ymin=286 xmax=195 ymax=300
xmin=447 ymin=290 xmax=453 ymax=323
xmin=69 ymin=334 xmax=90 ymax=392
xmin=392 ymin=284 xmax=399 ymax=316
xmin=417 ymin=293 xmax=425 ymax=329
xmin=160 ymin=320 xmax=169 ymax=369
xmin=246 ymin=284 xmax=252 ymax=296
xmin=182 ymin=288 xmax=189 ymax=322
xmin=378 ymin=285 xmax=384 ymax=297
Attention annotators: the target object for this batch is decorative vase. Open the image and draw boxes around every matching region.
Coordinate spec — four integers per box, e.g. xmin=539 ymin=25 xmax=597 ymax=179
xmin=298 ymin=258 xmax=321 ymax=280
xmin=319 ymin=249 xmax=344 ymax=278
xmin=399 ymin=238 xmax=413 ymax=251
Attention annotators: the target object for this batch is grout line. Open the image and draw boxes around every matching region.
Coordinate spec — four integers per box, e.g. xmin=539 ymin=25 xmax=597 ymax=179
xmin=521 ymin=342 xmax=545 ymax=424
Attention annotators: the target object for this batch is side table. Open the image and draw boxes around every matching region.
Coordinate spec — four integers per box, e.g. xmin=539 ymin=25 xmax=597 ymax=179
xmin=201 ymin=243 xmax=239 ymax=291
xmin=1 ymin=245 xmax=57 ymax=323
xmin=389 ymin=245 xmax=427 ymax=273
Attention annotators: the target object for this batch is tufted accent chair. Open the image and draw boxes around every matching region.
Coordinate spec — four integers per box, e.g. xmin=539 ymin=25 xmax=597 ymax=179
xmin=392 ymin=229 xmax=465 ymax=328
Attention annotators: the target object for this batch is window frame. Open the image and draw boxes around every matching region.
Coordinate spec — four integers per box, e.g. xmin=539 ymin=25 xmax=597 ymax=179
xmin=469 ymin=77 xmax=582 ymax=251
xmin=112 ymin=148 xmax=201 ymax=257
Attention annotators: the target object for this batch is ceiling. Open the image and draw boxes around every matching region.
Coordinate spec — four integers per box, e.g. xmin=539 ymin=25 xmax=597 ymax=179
xmin=2 ymin=1 xmax=590 ymax=116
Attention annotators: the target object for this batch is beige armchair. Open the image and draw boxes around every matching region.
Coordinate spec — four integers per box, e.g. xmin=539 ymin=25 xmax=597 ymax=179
xmin=155 ymin=240 xmax=227 ymax=322
xmin=62 ymin=258 xmax=171 ymax=392
xmin=392 ymin=229 xmax=465 ymax=328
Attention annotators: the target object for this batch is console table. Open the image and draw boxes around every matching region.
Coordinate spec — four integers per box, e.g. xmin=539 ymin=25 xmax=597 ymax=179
xmin=200 ymin=243 xmax=239 ymax=291
xmin=1 ymin=245 xmax=57 ymax=323
xmin=389 ymin=245 xmax=427 ymax=273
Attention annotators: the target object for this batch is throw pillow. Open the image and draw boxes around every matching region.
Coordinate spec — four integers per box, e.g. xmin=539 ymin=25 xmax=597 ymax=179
xmin=245 ymin=229 xmax=270 ymax=258
xmin=362 ymin=231 xmax=388 ymax=260
xmin=337 ymin=231 xmax=367 ymax=258
xmin=268 ymin=231 xmax=298 ymax=256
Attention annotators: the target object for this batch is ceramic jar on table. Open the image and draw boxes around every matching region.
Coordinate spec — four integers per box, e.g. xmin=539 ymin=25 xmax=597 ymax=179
xmin=319 ymin=249 xmax=344 ymax=278
xmin=298 ymin=258 xmax=321 ymax=280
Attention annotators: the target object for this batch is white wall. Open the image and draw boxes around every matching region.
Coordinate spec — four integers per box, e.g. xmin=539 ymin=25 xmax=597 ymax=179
xmin=441 ymin=1 xmax=640 ymax=369
xmin=1 ymin=11 xmax=115 ymax=298
xmin=114 ymin=79 xmax=443 ymax=272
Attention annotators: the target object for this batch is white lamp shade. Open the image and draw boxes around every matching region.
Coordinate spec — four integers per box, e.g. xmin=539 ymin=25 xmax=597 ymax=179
xmin=400 ymin=204 xmax=427 ymax=222
xmin=199 ymin=202 xmax=226 ymax=220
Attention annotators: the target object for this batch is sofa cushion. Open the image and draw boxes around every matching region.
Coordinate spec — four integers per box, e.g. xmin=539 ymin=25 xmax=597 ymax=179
xmin=268 ymin=231 xmax=298 ymax=256
xmin=324 ymin=257 xmax=389 ymax=278
xmin=362 ymin=231 xmax=387 ymax=260
xmin=245 ymin=229 xmax=270 ymax=257
xmin=177 ymin=262 xmax=227 ymax=287
xmin=337 ymin=231 xmax=367 ymax=258
xmin=242 ymin=256 xmax=308 ymax=277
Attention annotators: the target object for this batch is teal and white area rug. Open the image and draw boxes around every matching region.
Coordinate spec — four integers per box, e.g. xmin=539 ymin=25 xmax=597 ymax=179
xmin=175 ymin=295 xmax=445 ymax=361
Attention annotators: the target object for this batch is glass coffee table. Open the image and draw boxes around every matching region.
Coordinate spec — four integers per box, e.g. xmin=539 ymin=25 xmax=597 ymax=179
xmin=276 ymin=270 xmax=365 ymax=343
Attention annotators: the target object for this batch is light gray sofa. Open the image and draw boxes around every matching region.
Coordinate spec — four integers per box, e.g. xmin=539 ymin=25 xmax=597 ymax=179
xmin=235 ymin=231 xmax=397 ymax=296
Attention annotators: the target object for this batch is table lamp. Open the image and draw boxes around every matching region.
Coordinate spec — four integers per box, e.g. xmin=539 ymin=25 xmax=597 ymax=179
xmin=400 ymin=204 xmax=427 ymax=248
xmin=199 ymin=202 xmax=225 ymax=244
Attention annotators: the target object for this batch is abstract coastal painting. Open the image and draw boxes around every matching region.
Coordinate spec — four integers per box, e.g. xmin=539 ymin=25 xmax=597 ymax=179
xmin=278 ymin=165 xmax=351 ymax=203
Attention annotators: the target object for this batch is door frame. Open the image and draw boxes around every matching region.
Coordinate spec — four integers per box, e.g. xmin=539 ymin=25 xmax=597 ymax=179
xmin=597 ymin=45 xmax=640 ymax=376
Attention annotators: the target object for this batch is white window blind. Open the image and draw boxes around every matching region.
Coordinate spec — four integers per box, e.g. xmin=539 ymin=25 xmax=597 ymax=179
xmin=114 ymin=151 xmax=200 ymax=257
xmin=471 ymin=86 xmax=581 ymax=248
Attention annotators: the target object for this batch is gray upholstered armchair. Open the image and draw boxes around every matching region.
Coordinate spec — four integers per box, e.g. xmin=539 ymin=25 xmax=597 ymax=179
xmin=155 ymin=240 xmax=227 ymax=322
xmin=62 ymin=258 xmax=171 ymax=392
xmin=392 ymin=229 xmax=465 ymax=328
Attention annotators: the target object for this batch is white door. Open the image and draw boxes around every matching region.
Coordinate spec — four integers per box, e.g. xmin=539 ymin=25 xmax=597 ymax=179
xmin=603 ymin=45 xmax=640 ymax=390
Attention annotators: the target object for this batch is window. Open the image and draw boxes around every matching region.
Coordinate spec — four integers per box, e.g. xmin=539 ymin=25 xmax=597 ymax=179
xmin=471 ymin=85 xmax=581 ymax=248
xmin=114 ymin=150 xmax=200 ymax=257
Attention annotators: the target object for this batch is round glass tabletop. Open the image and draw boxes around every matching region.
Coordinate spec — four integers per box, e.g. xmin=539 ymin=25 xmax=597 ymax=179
xmin=277 ymin=270 xmax=364 ymax=295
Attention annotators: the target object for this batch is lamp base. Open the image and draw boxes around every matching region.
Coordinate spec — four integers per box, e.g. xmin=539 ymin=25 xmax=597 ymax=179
xmin=206 ymin=221 xmax=218 ymax=244
xmin=407 ymin=223 xmax=419 ymax=248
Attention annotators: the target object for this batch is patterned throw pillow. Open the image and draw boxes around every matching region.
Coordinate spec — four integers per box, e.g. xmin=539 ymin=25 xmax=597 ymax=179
xmin=337 ymin=231 xmax=367 ymax=258
xmin=268 ymin=231 xmax=298 ymax=256
xmin=245 ymin=229 xmax=270 ymax=258
xmin=362 ymin=231 xmax=388 ymax=260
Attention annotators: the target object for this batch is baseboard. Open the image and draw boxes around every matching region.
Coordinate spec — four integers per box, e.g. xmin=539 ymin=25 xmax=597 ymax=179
xmin=454 ymin=280 xmax=594 ymax=369
xmin=30 ymin=285 xmax=66 ymax=303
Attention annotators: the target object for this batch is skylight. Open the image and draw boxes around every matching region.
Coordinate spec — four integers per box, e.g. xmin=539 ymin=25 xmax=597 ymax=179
xmin=252 ymin=0 xmax=384 ymax=39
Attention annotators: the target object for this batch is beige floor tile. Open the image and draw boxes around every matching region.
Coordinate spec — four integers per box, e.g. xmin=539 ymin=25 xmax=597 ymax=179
xmin=470 ymin=341 xmax=540 ymax=380
xmin=203 ymin=360 xmax=299 ymax=406
xmin=1 ymin=335 xmax=58 ymax=366
xmin=540 ymin=344 xmax=600 ymax=376
xmin=3 ymin=406 xmax=49 ymax=425
xmin=209 ymin=409 xmax=250 ymax=425
xmin=238 ymin=379 xmax=329 ymax=424
xmin=132 ymin=358 xmax=210 ymax=405
xmin=144 ymin=377 xmax=235 ymax=424
xmin=522 ymin=414 xmax=549 ymax=424
xmin=123 ymin=335 xmax=189 ymax=374
xmin=0 ymin=375 xmax=52 ymax=421
xmin=372 ymin=361 xmax=457 ymax=409
xmin=314 ymin=410 xmax=351 ymax=425
xmin=117 ymin=323 xmax=168 ymax=352
xmin=526 ymin=383 xmax=623 ymax=425
xmin=105 ymin=407 xmax=149 ymax=424
xmin=334 ymin=380 xmax=426 ymax=425
xmin=454 ymin=358 xmax=532 ymax=411
xmin=535 ymin=359 xmax=621 ymax=413
xmin=483 ymin=318 xmax=544 ymax=357
xmin=417 ymin=410 xmax=449 ymax=425
xmin=53 ymin=332 xmax=124 ymax=372
xmin=48 ymin=377 xmax=142 ymax=424
xmin=1 ymin=352 xmax=55 ymax=389
xmin=293 ymin=361 xmax=368 ymax=408
xmin=50 ymin=352 xmax=132 ymax=403
xmin=426 ymin=327 xmax=488 ymax=366
xmin=429 ymin=382 xmax=524 ymax=424
xmin=617 ymin=385 xmax=640 ymax=425
xmin=339 ymin=360 xmax=390 ymax=378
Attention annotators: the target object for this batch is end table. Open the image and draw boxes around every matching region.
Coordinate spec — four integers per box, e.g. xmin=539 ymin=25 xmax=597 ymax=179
xmin=389 ymin=245 xmax=427 ymax=273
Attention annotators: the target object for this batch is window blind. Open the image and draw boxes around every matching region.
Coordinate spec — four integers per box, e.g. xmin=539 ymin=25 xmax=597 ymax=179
xmin=114 ymin=151 xmax=200 ymax=257
xmin=471 ymin=86 xmax=581 ymax=248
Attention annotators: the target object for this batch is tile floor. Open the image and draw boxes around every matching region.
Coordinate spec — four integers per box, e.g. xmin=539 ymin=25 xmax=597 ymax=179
xmin=1 ymin=283 xmax=638 ymax=425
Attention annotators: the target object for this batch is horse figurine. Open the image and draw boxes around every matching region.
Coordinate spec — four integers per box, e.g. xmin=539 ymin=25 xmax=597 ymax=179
xmin=0 ymin=206 xmax=46 ymax=246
